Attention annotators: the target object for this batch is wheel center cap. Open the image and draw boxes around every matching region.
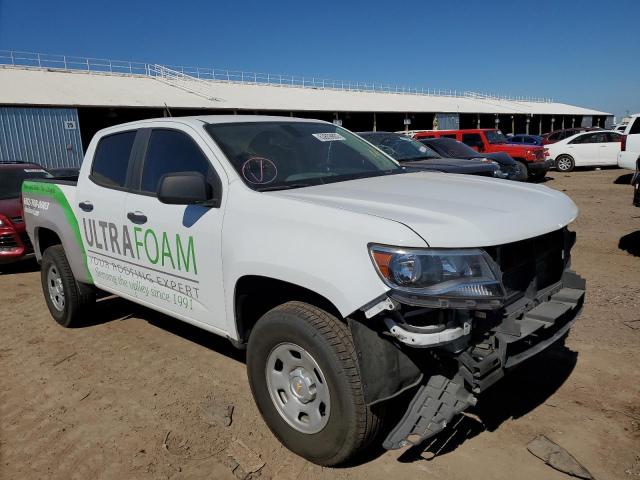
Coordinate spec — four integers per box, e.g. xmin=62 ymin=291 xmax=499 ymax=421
xmin=289 ymin=368 xmax=316 ymax=403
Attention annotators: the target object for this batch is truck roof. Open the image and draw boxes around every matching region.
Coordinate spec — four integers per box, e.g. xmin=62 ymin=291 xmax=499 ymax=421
xmin=99 ymin=115 xmax=330 ymax=131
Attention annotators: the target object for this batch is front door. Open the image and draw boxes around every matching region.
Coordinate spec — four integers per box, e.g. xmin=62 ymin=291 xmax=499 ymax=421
xmin=124 ymin=125 xmax=228 ymax=334
xmin=566 ymin=132 xmax=600 ymax=166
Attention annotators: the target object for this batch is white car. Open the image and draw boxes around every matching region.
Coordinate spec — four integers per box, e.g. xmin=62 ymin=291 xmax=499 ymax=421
xmin=21 ymin=116 xmax=585 ymax=465
xmin=547 ymin=130 xmax=623 ymax=172
xmin=618 ymin=113 xmax=640 ymax=170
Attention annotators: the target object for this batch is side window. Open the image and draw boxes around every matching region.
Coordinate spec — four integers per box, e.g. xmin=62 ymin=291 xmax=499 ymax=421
xmin=140 ymin=129 xmax=216 ymax=194
xmin=569 ymin=133 xmax=590 ymax=144
xmin=461 ymin=133 xmax=483 ymax=147
xmin=90 ymin=131 xmax=137 ymax=188
xmin=629 ymin=118 xmax=640 ymax=135
xmin=511 ymin=137 xmax=522 ymax=143
xmin=442 ymin=134 xmax=457 ymax=139
xmin=606 ymin=132 xmax=622 ymax=142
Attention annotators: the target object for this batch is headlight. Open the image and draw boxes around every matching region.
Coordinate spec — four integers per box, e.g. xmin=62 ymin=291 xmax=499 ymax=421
xmin=369 ymin=245 xmax=505 ymax=309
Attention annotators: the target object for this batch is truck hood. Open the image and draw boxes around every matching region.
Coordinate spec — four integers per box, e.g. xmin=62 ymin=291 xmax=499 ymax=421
xmin=272 ymin=171 xmax=578 ymax=247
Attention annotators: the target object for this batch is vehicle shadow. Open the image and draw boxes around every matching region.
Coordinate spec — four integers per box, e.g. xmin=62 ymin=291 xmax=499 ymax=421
xmin=614 ymin=173 xmax=633 ymax=185
xmin=529 ymin=175 xmax=552 ymax=184
xmin=0 ymin=258 xmax=40 ymax=275
xmin=619 ymin=231 xmax=640 ymax=257
xmin=396 ymin=341 xmax=578 ymax=463
xmin=78 ymin=294 xmax=246 ymax=363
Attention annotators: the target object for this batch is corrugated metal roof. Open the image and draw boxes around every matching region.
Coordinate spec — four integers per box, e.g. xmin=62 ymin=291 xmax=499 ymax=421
xmin=0 ymin=66 xmax=611 ymax=116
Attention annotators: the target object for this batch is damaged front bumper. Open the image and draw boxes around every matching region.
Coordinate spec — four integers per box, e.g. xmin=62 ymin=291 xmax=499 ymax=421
xmin=351 ymin=269 xmax=586 ymax=451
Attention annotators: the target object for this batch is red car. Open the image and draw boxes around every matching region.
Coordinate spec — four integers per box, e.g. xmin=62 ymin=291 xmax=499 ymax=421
xmin=412 ymin=129 xmax=553 ymax=180
xmin=0 ymin=162 xmax=52 ymax=264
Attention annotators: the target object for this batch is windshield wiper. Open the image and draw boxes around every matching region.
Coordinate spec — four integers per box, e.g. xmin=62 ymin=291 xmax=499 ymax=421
xmin=255 ymin=183 xmax=317 ymax=192
xmin=401 ymin=156 xmax=441 ymax=162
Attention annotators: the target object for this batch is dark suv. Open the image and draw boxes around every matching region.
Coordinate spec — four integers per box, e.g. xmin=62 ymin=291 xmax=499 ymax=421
xmin=358 ymin=132 xmax=504 ymax=178
xmin=0 ymin=162 xmax=52 ymax=264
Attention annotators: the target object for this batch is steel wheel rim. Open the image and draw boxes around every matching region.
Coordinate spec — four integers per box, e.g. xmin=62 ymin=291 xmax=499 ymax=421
xmin=557 ymin=157 xmax=572 ymax=171
xmin=265 ymin=342 xmax=330 ymax=434
xmin=47 ymin=265 xmax=65 ymax=311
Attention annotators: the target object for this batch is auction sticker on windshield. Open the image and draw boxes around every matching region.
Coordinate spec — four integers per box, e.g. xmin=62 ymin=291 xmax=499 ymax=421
xmin=312 ymin=132 xmax=345 ymax=142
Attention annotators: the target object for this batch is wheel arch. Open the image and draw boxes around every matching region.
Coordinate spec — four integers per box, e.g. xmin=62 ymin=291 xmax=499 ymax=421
xmin=34 ymin=226 xmax=62 ymax=259
xmin=234 ymin=275 xmax=343 ymax=344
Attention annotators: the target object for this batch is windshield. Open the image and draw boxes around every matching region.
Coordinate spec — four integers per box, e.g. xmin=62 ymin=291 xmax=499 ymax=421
xmin=205 ymin=122 xmax=402 ymax=190
xmin=485 ymin=130 xmax=507 ymax=144
xmin=0 ymin=167 xmax=52 ymax=199
xmin=361 ymin=134 xmax=441 ymax=162
xmin=424 ymin=139 xmax=480 ymax=158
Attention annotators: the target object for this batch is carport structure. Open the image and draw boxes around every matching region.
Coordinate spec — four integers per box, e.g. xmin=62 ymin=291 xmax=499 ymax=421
xmin=0 ymin=51 xmax=612 ymax=168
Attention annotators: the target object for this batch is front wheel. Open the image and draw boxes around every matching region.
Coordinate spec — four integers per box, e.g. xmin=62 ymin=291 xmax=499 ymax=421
xmin=556 ymin=155 xmax=575 ymax=172
xmin=41 ymin=245 xmax=95 ymax=327
xmin=246 ymin=301 xmax=383 ymax=466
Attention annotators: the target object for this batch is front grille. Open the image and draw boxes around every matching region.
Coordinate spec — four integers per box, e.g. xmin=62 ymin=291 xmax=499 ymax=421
xmin=485 ymin=229 xmax=567 ymax=303
xmin=0 ymin=233 xmax=19 ymax=251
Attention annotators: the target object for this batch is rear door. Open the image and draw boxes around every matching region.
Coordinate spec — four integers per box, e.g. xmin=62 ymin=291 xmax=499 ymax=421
xmin=597 ymin=132 xmax=622 ymax=165
xmin=77 ymin=128 xmax=139 ymax=297
xmin=124 ymin=123 xmax=228 ymax=334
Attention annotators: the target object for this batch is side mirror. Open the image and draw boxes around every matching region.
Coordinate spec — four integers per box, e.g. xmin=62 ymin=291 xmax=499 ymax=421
xmin=157 ymin=172 xmax=213 ymax=205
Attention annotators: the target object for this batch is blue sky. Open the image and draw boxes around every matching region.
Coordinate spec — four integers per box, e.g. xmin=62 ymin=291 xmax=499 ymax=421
xmin=0 ymin=0 xmax=638 ymax=119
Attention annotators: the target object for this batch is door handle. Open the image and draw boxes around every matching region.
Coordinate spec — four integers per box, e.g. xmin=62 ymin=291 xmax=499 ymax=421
xmin=78 ymin=201 xmax=93 ymax=212
xmin=127 ymin=211 xmax=147 ymax=224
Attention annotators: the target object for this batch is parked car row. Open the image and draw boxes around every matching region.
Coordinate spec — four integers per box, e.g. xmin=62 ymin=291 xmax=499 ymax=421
xmin=407 ymin=128 xmax=552 ymax=180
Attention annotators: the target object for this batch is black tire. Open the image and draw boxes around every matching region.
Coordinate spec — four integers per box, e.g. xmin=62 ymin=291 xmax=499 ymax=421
xmin=40 ymin=245 xmax=95 ymax=327
xmin=246 ymin=301 xmax=382 ymax=466
xmin=555 ymin=155 xmax=575 ymax=172
xmin=515 ymin=160 xmax=529 ymax=181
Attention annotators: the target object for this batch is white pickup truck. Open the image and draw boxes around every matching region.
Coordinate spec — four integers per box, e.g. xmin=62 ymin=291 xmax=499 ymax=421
xmin=23 ymin=116 xmax=586 ymax=466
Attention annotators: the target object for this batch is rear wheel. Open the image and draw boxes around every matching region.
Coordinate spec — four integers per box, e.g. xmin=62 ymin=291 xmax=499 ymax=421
xmin=246 ymin=301 xmax=383 ymax=466
xmin=556 ymin=155 xmax=575 ymax=172
xmin=515 ymin=160 xmax=529 ymax=181
xmin=41 ymin=245 xmax=95 ymax=327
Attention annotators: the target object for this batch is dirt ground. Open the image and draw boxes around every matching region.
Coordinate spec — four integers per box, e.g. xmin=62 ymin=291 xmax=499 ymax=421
xmin=1 ymin=168 xmax=639 ymax=480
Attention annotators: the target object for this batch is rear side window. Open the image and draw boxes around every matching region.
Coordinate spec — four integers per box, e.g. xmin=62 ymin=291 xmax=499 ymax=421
xmin=441 ymin=134 xmax=457 ymax=139
xmin=91 ymin=131 xmax=137 ymax=188
xmin=510 ymin=137 xmax=522 ymax=143
xmin=629 ymin=118 xmax=640 ymax=135
xmin=140 ymin=129 xmax=216 ymax=194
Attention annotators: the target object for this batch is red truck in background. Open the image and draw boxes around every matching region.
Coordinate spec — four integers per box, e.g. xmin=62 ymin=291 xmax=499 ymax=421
xmin=411 ymin=129 xmax=553 ymax=180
